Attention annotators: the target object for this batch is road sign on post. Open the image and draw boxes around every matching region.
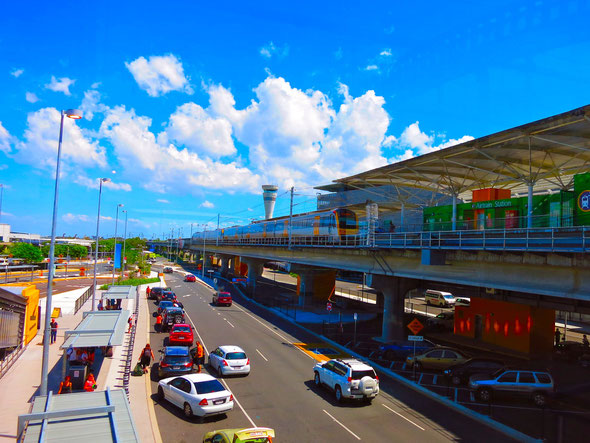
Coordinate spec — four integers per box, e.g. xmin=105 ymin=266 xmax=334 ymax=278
xmin=326 ymin=302 xmax=332 ymax=312
xmin=407 ymin=318 xmax=424 ymax=335
xmin=408 ymin=335 xmax=424 ymax=341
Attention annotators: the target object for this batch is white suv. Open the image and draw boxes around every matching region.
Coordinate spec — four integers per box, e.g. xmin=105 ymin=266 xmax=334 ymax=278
xmin=313 ymin=358 xmax=379 ymax=403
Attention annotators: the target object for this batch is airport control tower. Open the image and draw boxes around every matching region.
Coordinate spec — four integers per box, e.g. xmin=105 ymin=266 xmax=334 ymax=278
xmin=262 ymin=185 xmax=279 ymax=220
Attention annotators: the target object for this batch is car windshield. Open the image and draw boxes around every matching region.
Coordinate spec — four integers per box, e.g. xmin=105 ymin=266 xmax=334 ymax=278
xmin=443 ymin=295 xmax=454 ymax=299
xmin=163 ymin=356 xmax=190 ymax=364
xmin=351 ymin=369 xmax=376 ymax=380
xmin=226 ymin=352 xmax=246 ymax=360
xmin=194 ymin=379 xmax=225 ymax=394
xmin=173 ymin=326 xmax=190 ymax=333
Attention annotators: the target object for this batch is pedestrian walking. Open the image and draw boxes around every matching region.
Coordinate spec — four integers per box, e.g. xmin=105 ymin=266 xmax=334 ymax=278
xmin=555 ymin=328 xmax=561 ymax=346
xmin=194 ymin=341 xmax=204 ymax=373
xmin=58 ymin=375 xmax=73 ymax=394
xmin=97 ymin=299 xmax=104 ymax=311
xmin=583 ymin=334 xmax=589 ymax=348
xmin=139 ymin=344 xmax=154 ymax=374
xmin=50 ymin=319 xmax=58 ymax=344
xmin=146 ymin=286 xmax=151 ymax=298
xmin=155 ymin=313 xmax=163 ymax=333
xmin=128 ymin=315 xmax=133 ymax=333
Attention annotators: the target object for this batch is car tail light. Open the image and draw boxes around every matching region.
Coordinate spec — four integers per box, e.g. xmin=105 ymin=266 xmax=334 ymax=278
xmin=199 ymin=398 xmax=208 ymax=406
xmin=347 ymin=377 xmax=352 ymax=382
xmin=160 ymin=362 xmax=169 ymax=367
xmin=375 ymin=375 xmax=379 ymax=381
xmin=246 ymin=359 xmax=250 ymax=365
xmin=222 ymin=360 xmax=228 ymax=366
xmin=229 ymin=394 xmax=234 ymax=402
xmin=184 ymin=361 xmax=192 ymax=367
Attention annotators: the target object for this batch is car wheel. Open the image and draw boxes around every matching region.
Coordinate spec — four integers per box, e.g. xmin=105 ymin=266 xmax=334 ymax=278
xmin=157 ymin=386 xmax=164 ymax=401
xmin=314 ymin=371 xmax=321 ymax=387
xmin=414 ymin=361 xmax=423 ymax=371
xmin=183 ymin=402 xmax=193 ymax=418
xmin=335 ymin=385 xmax=343 ymax=403
xmin=364 ymin=397 xmax=373 ymax=405
xmin=451 ymin=375 xmax=462 ymax=386
xmin=217 ymin=363 xmax=223 ymax=378
xmin=532 ymin=392 xmax=547 ymax=407
xmin=478 ymin=388 xmax=492 ymax=402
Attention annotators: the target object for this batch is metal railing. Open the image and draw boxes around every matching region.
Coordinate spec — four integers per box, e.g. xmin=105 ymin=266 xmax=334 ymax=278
xmin=0 ymin=343 xmax=25 ymax=380
xmin=122 ymin=286 xmax=140 ymax=399
xmin=74 ymin=285 xmax=94 ymax=314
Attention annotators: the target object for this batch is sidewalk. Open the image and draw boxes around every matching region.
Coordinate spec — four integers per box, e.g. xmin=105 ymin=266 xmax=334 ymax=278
xmin=0 ymin=276 xmax=163 ymax=442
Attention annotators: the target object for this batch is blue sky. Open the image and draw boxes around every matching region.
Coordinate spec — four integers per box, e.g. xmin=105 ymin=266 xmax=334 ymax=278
xmin=1 ymin=0 xmax=589 ymax=239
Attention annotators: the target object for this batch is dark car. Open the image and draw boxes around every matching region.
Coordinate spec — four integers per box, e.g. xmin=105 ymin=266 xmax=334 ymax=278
xmin=161 ymin=291 xmax=177 ymax=302
xmin=554 ymin=341 xmax=588 ymax=363
xmin=157 ymin=346 xmax=194 ymax=379
xmin=426 ymin=312 xmax=455 ymax=331
xmin=162 ymin=307 xmax=185 ymax=332
xmin=157 ymin=300 xmax=174 ymax=315
xmin=212 ymin=292 xmax=232 ymax=307
xmin=378 ymin=339 xmax=437 ymax=360
xmin=163 ymin=267 xmax=174 ymax=273
xmin=151 ymin=287 xmax=172 ymax=301
xmin=443 ymin=357 xmax=505 ymax=385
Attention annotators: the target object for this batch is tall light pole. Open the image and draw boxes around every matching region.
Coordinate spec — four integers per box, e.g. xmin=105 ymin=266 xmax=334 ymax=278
xmin=122 ymin=209 xmax=128 ymax=277
xmin=40 ymin=108 xmax=83 ymax=396
xmin=92 ymin=178 xmax=110 ymax=310
xmin=0 ymin=184 xmax=4 ymax=224
xmin=111 ymin=203 xmax=123 ymax=286
xmin=202 ymin=224 xmax=206 ymax=278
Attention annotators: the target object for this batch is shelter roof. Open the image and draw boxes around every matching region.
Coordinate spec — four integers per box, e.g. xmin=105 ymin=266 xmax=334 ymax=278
xmin=21 ymin=388 xmax=139 ymax=442
xmin=102 ymin=285 xmax=136 ymax=300
xmin=61 ymin=310 xmax=130 ymax=349
xmin=334 ymin=105 xmax=590 ymax=202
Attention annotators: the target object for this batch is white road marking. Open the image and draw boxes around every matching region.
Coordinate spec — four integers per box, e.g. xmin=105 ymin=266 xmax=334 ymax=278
xmin=226 ymin=320 xmax=235 ymax=328
xmin=323 ymin=410 xmax=361 ymax=440
xmin=255 ymin=349 xmax=268 ymax=361
xmin=381 ymin=404 xmax=425 ymax=431
xmin=183 ymin=310 xmax=256 ymax=428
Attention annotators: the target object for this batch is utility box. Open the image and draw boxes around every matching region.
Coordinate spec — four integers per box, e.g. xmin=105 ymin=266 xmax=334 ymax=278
xmin=68 ymin=364 xmax=87 ymax=390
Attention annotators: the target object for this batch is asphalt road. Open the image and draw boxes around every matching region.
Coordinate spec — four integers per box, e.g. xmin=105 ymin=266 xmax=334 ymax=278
xmin=146 ymin=268 xmax=514 ymax=443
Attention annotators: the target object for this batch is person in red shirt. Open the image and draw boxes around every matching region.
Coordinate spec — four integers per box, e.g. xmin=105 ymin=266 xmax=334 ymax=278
xmin=84 ymin=372 xmax=97 ymax=392
xmin=146 ymin=286 xmax=151 ymax=298
xmin=155 ymin=313 xmax=163 ymax=333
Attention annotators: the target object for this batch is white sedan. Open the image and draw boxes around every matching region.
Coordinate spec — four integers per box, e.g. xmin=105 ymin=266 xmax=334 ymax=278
xmin=209 ymin=345 xmax=250 ymax=377
xmin=157 ymin=373 xmax=234 ymax=418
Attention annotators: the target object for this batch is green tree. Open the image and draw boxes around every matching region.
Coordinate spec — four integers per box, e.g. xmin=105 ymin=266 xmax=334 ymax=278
xmin=10 ymin=243 xmax=43 ymax=263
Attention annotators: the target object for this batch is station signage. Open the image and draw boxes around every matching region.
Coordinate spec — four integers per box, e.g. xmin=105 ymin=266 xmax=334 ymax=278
xmin=470 ymin=199 xmax=513 ymax=210
xmin=408 ymin=335 xmax=424 ymax=341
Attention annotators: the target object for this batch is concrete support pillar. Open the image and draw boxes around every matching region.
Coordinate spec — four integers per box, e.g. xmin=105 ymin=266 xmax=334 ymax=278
xmin=452 ymin=193 xmax=457 ymax=231
xmin=240 ymin=257 xmax=266 ymax=298
xmin=296 ymin=268 xmax=337 ymax=307
xmin=367 ymin=275 xmax=418 ymax=342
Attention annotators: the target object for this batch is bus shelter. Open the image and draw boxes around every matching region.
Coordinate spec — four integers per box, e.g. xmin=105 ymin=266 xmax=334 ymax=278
xmin=18 ymin=388 xmax=139 ymax=442
xmin=100 ymin=286 xmax=136 ymax=310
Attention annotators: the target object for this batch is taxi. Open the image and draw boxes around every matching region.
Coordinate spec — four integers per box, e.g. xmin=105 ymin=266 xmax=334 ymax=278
xmin=203 ymin=427 xmax=275 ymax=443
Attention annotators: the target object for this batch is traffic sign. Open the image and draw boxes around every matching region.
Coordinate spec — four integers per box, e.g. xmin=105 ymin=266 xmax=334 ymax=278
xmin=407 ymin=318 xmax=424 ymax=335
xmin=326 ymin=302 xmax=332 ymax=312
xmin=408 ymin=335 xmax=424 ymax=341
xmin=353 ymin=312 xmax=358 ymax=320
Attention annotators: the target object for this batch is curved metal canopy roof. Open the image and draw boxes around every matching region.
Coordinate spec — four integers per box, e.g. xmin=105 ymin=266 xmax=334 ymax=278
xmin=334 ymin=105 xmax=590 ymax=202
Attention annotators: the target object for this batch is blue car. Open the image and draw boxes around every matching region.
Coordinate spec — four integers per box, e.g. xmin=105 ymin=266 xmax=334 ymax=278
xmin=157 ymin=346 xmax=194 ymax=379
xmin=378 ymin=339 xmax=437 ymax=360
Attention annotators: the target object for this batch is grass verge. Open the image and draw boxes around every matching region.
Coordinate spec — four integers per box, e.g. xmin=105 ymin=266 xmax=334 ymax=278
xmin=99 ymin=276 xmax=160 ymax=290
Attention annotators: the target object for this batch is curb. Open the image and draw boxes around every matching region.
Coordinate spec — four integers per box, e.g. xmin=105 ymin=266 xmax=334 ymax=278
xmin=206 ymin=273 xmax=540 ymax=443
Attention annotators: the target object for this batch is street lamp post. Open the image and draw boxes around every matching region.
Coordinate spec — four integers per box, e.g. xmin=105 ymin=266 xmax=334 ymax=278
xmin=122 ymin=209 xmax=128 ymax=278
xmin=40 ymin=109 xmax=83 ymax=396
xmin=92 ymin=178 xmax=110 ymax=310
xmin=111 ymin=204 xmax=123 ymax=286
xmin=0 ymin=184 xmax=4 ymax=224
xmin=202 ymin=225 xmax=206 ymax=279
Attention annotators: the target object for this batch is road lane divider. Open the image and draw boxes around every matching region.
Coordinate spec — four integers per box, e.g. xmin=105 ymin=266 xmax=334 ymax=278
xmin=183 ymin=309 xmax=257 ymax=428
xmin=381 ymin=404 xmax=425 ymax=431
xmin=255 ymin=349 xmax=268 ymax=361
xmin=226 ymin=320 xmax=235 ymax=328
xmin=322 ymin=410 xmax=361 ymax=440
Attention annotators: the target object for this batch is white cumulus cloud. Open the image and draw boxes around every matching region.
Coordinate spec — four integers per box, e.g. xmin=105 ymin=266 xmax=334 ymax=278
xmin=73 ymin=174 xmax=132 ymax=192
xmin=0 ymin=122 xmax=13 ymax=153
xmin=395 ymin=121 xmax=474 ymax=158
xmin=25 ymin=92 xmax=39 ymax=103
xmin=259 ymin=42 xmax=289 ymax=59
xmin=11 ymin=68 xmax=24 ymax=78
xmin=163 ymin=102 xmax=236 ymax=158
xmin=125 ymin=54 xmax=193 ymax=97
xmin=62 ymin=213 xmax=89 ymax=223
xmin=200 ymin=200 xmax=214 ymax=208
xmin=80 ymin=89 xmax=107 ymax=121
xmin=12 ymin=107 xmax=106 ymax=171
xmin=45 ymin=76 xmax=75 ymax=95
xmin=157 ymin=199 xmax=170 ymax=204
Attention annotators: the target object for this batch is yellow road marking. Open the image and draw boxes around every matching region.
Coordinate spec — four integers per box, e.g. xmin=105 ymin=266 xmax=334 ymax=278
xmin=293 ymin=343 xmax=350 ymax=362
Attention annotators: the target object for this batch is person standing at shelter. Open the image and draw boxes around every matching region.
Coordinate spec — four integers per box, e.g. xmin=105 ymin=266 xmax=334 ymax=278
xmin=155 ymin=313 xmax=163 ymax=333
xmin=583 ymin=334 xmax=589 ymax=348
xmin=140 ymin=343 xmax=154 ymax=374
xmin=555 ymin=328 xmax=561 ymax=346
xmin=84 ymin=371 xmax=97 ymax=392
xmin=194 ymin=341 xmax=204 ymax=373
xmin=58 ymin=376 xmax=72 ymax=394
xmin=50 ymin=319 xmax=58 ymax=344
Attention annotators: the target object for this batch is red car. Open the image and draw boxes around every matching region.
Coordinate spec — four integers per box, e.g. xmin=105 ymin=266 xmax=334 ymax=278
xmin=168 ymin=323 xmax=194 ymax=346
xmin=212 ymin=292 xmax=232 ymax=307
xmin=184 ymin=274 xmax=196 ymax=282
